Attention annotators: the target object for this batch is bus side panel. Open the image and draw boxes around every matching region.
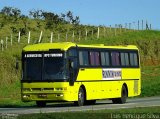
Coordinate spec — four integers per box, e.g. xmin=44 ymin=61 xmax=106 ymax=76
xmin=75 ymin=67 xmax=141 ymax=100
xmin=122 ymin=68 xmax=141 ymax=97
xmin=122 ymin=68 xmax=141 ymax=80
xmin=79 ymin=82 xmax=101 ymax=100
xmin=101 ymin=81 xmax=121 ymax=99
xmin=76 ymin=68 xmax=102 ymax=100
xmin=76 ymin=68 xmax=122 ymax=100
xmin=77 ymin=68 xmax=102 ymax=81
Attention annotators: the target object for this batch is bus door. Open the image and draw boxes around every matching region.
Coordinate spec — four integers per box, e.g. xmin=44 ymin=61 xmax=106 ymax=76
xmin=68 ymin=48 xmax=78 ymax=85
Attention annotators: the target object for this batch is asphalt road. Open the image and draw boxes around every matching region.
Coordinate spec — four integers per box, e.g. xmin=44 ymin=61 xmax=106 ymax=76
xmin=0 ymin=96 xmax=160 ymax=114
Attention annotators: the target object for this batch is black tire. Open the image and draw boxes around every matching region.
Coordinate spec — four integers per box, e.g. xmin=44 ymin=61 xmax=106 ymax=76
xmin=36 ymin=101 xmax=46 ymax=107
xmin=112 ymin=85 xmax=128 ymax=104
xmin=76 ymin=87 xmax=85 ymax=106
xmin=112 ymin=98 xmax=118 ymax=104
xmin=85 ymin=100 xmax=96 ymax=105
xmin=121 ymin=85 xmax=128 ymax=103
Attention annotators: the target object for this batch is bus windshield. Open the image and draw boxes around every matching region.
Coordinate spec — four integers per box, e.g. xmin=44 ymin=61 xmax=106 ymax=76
xmin=23 ymin=53 xmax=68 ymax=81
xmin=43 ymin=57 xmax=67 ymax=80
xmin=24 ymin=58 xmax=42 ymax=81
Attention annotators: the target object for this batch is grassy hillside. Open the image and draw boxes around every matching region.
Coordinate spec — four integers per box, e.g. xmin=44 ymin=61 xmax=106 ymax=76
xmin=0 ymin=13 xmax=160 ymax=106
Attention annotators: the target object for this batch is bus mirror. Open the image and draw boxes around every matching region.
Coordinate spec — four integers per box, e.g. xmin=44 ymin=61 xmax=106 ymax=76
xmin=69 ymin=60 xmax=75 ymax=86
xmin=69 ymin=59 xmax=74 ymax=69
xmin=71 ymin=62 xmax=74 ymax=69
xmin=69 ymin=78 xmax=74 ymax=86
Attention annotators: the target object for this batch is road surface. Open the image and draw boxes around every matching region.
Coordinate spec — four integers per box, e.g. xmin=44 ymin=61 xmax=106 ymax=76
xmin=0 ymin=96 xmax=160 ymax=114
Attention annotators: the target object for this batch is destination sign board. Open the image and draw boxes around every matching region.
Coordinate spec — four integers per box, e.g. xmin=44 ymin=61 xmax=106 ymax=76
xmin=102 ymin=68 xmax=122 ymax=80
xmin=24 ymin=53 xmax=63 ymax=58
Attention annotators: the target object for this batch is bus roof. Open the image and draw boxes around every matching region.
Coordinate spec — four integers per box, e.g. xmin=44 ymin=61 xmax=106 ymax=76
xmin=23 ymin=42 xmax=76 ymax=51
xmin=22 ymin=42 xmax=138 ymax=52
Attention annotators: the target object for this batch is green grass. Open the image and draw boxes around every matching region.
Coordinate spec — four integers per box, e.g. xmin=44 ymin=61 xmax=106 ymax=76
xmin=141 ymin=65 xmax=160 ymax=97
xmin=16 ymin=106 xmax=160 ymax=119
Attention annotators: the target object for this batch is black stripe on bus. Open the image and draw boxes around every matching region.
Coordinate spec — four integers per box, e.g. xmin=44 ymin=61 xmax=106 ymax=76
xmin=76 ymin=79 xmax=139 ymax=82
xmin=21 ymin=80 xmax=68 ymax=83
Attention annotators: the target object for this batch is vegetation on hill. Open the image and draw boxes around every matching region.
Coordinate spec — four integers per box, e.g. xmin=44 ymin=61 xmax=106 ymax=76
xmin=0 ymin=6 xmax=94 ymax=42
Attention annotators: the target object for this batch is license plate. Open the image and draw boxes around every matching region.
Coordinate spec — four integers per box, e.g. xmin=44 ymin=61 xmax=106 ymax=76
xmin=38 ymin=94 xmax=47 ymax=98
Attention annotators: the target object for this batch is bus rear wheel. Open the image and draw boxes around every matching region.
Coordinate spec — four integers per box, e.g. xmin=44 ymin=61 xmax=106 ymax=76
xmin=74 ymin=87 xmax=85 ymax=106
xmin=112 ymin=85 xmax=128 ymax=104
xmin=36 ymin=101 xmax=46 ymax=107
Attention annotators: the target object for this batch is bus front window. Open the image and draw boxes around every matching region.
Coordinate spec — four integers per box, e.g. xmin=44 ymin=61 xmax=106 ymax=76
xmin=43 ymin=57 xmax=68 ymax=80
xmin=23 ymin=53 xmax=69 ymax=81
xmin=24 ymin=58 xmax=42 ymax=81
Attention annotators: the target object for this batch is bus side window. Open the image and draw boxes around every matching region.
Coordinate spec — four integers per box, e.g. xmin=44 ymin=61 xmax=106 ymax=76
xmin=120 ymin=52 xmax=129 ymax=66
xmin=95 ymin=52 xmax=100 ymax=66
xmin=79 ymin=51 xmax=89 ymax=66
xmin=111 ymin=52 xmax=120 ymax=66
xmin=90 ymin=52 xmax=95 ymax=65
xmin=130 ymin=53 xmax=138 ymax=66
xmin=89 ymin=52 xmax=100 ymax=66
xmin=101 ymin=52 xmax=109 ymax=66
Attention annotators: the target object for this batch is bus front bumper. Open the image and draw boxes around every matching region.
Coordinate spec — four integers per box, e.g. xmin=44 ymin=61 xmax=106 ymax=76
xmin=21 ymin=92 xmax=76 ymax=102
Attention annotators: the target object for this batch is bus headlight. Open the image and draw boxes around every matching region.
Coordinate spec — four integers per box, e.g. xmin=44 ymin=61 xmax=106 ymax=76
xmin=56 ymin=94 xmax=64 ymax=97
xmin=23 ymin=95 xmax=30 ymax=98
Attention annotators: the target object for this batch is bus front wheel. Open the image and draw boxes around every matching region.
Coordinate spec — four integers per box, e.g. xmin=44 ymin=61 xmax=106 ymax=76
xmin=36 ymin=101 xmax=46 ymax=107
xmin=74 ymin=87 xmax=85 ymax=106
xmin=112 ymin=85 xmax=128 ymax=104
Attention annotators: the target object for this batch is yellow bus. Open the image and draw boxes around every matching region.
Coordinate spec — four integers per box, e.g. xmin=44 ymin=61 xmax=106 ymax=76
xmin=21 ymin=42 xmax=141 ymax=107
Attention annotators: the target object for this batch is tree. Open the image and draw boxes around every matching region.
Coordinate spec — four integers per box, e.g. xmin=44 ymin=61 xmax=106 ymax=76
xmin=1 ymin=6 xmax=12 ymax=16
xmin=66 ymin=11 xmax=80 ymax=25
xmin=73 ymin=16 xmax=80 ymax=25
xmin=42 ymin=11 xmax=63 ymax=29
xmin=0 ymin=6 xmax=21 ymax=22
xmin=20 ymin=15 xmax=29 ymax=31
xmin=60 ymin=13 xmax=67 ymax=24
xmin=29 ymin=9 xmax=43 ymax=28
xmin=12 ymin=8 xmax=21 ymax=17
xmin=29 ymin=9 xmax=43 ymax=19
xmin=11 ymin=7 xmax=21 ymax=21
xmin=66 ymin=11 xmax=73 ymax=24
